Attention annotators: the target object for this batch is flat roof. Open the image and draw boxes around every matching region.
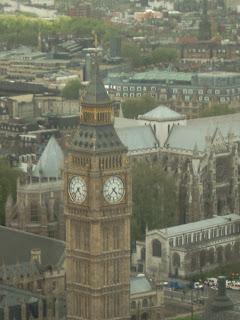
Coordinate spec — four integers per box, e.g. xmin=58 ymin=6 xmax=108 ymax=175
xmin=131 ymin=70 xmax=194 ymax=82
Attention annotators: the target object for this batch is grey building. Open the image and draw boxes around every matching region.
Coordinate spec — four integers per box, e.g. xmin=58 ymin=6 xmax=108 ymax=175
xmin=105 ymin=70 xmax=240 ymax=117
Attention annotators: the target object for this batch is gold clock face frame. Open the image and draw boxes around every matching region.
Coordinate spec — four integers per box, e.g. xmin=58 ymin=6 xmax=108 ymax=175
xmin=68 ymin=175 xmax=87 ymax=204
xmin=103 ymin=176 xmax=125 ymax=204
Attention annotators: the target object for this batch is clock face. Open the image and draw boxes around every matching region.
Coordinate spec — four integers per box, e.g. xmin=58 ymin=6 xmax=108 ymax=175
xmin=103 ymin=176 xmax=125 ymax=204
xmin=68 ymin=176 xmax=87 ymax=204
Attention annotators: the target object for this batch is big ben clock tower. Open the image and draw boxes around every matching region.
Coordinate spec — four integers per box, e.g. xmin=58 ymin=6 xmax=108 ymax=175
xmin=64 ymin=62 xmax=132 ymax=320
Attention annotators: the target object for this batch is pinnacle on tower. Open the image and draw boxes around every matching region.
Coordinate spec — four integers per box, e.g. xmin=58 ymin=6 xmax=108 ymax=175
xmin=82 ymin=60 xmax=111 ymax=107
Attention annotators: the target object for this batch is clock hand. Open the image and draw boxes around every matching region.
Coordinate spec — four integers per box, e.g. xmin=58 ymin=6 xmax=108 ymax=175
xmin=112 ymin=187 xmax=117 ymax=195
xmin=76 ymin=187 xmax=81 ymax=194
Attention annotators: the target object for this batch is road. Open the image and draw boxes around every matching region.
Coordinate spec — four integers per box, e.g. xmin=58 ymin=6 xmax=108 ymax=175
xmin=165 ymin=287 xmax=240 ymax=306
xmin=2 ymin=0 xmax=57 ymax=18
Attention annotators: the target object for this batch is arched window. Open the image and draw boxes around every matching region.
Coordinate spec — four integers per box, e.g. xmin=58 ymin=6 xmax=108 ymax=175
xmin=152 ymin=239 xmax=161 ymax=257
xmin=142 ymin=299 xmax=148 ymax=308
xmin=141 ymin=247 xmax=146 ymax=261
xmin=131 ymin=301 xmax=137 ymax=310
xmin=200 ymin=250 xmax=206 ymax=268
xmin=172 ymin=252 xmax=181 ymax=267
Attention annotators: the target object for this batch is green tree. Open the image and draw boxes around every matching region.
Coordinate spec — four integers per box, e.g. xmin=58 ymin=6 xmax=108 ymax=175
xmin=0 ymin=15 xmax=119 ymax=49
xmin=0 ymin=159 xmax=20 ymax=225
xmin=121 ymin=43 xmax=144 ymax=68
xmin=132 ymin=162 xmax=178 ymax=242
xmin=122 ymin=95 xmax=158 ymax=119
xmin=152 ymin=47 xmax=178 ymax=63
xmin=122 ymin=43 xmax=178 ymax=68
xmin=62 ymin=78 xmax=82 ymax=100
xmin=199 ymin=104 xmax=236 ymax=118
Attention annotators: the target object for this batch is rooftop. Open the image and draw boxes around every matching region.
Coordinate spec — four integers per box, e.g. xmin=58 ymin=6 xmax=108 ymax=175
xmin=116 ymin=125 xmax=159 ymax=152
xmin=130 ymin=275 xmax=153 ymax=295
xmin=153 ymin=214 xmax=240 ymax=237
xmin=9 ymin=94 xmax=34 ymax=103
xmin=33 ymin=136 xmax=64 ymax=178
xmin=165 ymin=112 xmax=240 ymax=151
xmin=0 ymin=226 xmax=65 ymax=267
xmin=138 ymin=105 xmax=186 ymax=122
xmin=131 ymin=70 xmax=194 ymax=83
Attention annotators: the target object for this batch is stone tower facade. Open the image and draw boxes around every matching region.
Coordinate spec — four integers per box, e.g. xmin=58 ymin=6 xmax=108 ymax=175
xmin=64 ymin=63 xmax=132 ymax=320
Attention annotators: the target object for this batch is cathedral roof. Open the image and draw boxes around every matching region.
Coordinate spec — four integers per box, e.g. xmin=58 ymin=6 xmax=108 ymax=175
xmin=116 ymin=125 xmax=159 ymax=152
xmin=82 ymin=69 xmax=111 ymax=106
xmin=150 ymin=214 xmax=240 ymax=238
xmin=33 ymin=136 xmax=64 ymax=178
xmin=0 ymin=226 xmax=65 ymax=268
xmin=165 ymin=112 xmax=240 ymax=152
xmin=138 ymin=105 xmax=186 ymax=122
xmin=70 ymin=124 xmax=127 ymax=153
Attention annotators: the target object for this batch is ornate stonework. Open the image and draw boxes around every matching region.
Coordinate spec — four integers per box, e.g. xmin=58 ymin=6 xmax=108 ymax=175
xmin=64 ymin=63 xmax=132 ymax=320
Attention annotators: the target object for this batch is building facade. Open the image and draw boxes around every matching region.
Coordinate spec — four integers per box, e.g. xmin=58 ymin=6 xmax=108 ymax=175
xmin=64 ymin=64 xmax=132 ymax=319
xmin=162 ymin=113 xmax=240 ymax=223
xmin=145 ymin=214 xmax=240 ymax=279
xmin=105 ymin=70 xmax=240 ymax=117
xmin=0 ymin=226 xmax=66 ymax=320
xmin=6 ymin=136 xmax=65 ymax=240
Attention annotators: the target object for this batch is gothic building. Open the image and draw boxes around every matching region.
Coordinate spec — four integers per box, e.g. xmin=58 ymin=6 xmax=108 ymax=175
xmin=0 ymin=225 xmax=66 ymax=320
xmin=64 ymin=63 xmax=132 ymax=320
xmin=6 ymin=136 xmax=65 ymax=240
xmin=163 ymin=114 xmax=240 ymax=224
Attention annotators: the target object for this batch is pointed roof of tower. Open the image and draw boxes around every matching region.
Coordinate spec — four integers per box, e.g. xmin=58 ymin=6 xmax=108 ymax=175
xmin=82 ymin=61 xmax=111 ymax=106
xmin=33 ymin=136 xmax=64 ymax=178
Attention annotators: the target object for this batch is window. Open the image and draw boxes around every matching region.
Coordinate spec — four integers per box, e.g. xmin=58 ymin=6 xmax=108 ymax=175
xmin=152 ymin=239 xmax=161 ymax=257
xmin=142 ymin=299 xmax=148 ymax=308
xmin=117 ymin=86 xmax=121 ymax=91
xmin=220 ymin=97 xmax=225 ymax=103
xmin=30 ymin=203 xmax=39 ymax=222
xmin=137 ymin=86 xmax=142 ymax=91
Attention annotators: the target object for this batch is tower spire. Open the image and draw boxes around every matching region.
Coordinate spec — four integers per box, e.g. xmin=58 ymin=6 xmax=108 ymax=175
xmin=80 ymin=59 xmax=113 ymax=125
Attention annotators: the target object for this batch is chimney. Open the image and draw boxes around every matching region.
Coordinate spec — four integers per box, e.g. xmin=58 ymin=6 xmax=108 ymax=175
xmin=30 ymin=248 xmax=42 ymax=264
